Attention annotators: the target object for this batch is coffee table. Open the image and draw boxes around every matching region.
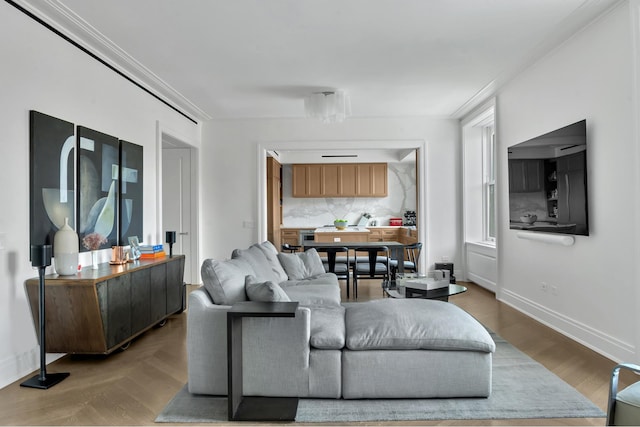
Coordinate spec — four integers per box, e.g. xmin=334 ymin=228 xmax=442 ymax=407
xmin=382 ymin=280 xmax=467 ymax=302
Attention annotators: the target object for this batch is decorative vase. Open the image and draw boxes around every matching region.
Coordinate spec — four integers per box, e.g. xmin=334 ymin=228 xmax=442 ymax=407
xmin=91 ymin=250 xmax=99 ymax=270
xmin=53 ymin=217 xmax=78 ymax=275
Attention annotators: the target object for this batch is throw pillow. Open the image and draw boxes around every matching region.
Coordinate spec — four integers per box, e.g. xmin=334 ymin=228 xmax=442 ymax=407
xmin=201 ymin=258 xmax=255 ymax=305
xmin=277 ymin=248 xmax=325 ymax=280
xmin=245 ymin=275 xmax=291 ymax=302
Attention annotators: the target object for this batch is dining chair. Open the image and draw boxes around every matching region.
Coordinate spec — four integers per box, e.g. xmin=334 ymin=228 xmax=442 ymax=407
xmin=390 ymin=242 xmax=422 ymax=277
xmin=313 ymin=246 xmax=351 ymax=298
xmin=352 ymin=245 xmax=391 ymax=299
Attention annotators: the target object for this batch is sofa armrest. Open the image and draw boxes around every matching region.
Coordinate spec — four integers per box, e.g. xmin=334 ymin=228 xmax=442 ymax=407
xmin=187 ymin=287 xmax=312 ymax=396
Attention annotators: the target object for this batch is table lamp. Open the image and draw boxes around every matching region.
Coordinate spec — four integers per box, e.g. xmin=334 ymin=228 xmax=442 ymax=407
xmin=166 ymin=231 xmax=176 ymax=257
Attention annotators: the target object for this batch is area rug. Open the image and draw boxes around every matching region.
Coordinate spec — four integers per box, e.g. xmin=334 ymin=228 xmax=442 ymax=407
xmin=155 ymin=332 xmax=605 ymax=423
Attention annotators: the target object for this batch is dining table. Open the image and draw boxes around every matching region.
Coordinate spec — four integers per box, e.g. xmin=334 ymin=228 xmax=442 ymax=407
xmin=302 ymin=240 xmax=407 ymax=275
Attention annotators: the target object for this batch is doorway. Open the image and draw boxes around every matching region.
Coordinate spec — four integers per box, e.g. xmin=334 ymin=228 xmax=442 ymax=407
xmin=162 ymin=135 xmax=198 ymax=284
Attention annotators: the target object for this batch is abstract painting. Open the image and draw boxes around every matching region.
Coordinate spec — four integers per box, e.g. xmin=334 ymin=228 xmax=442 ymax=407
xmin=119 ymin=140 xmax=143 ymax=243
xmin=29 ymin=111 xmax=75 ymax=252
xmin=77 ymin=126 xmax=120 ymax=251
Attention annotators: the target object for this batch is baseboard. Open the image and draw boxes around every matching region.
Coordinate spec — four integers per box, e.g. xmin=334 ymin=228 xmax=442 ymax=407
xmin=0 ymin=347 xmax=65 ymax=389
xmin=499 ymin=288 xmax=635 ymax=363
xmin=467 ymin=272 xmax=496 ymax=293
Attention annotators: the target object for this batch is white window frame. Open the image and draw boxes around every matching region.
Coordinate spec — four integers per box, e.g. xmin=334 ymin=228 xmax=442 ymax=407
xmin=482 ymin=125 xmax=496 ymax=243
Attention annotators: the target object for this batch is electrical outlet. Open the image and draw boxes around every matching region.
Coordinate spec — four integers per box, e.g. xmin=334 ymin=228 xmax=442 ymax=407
xmin=551 ymin=284 xmax=558 ymax=295
xmin=541 ymin=282 xmax=548 ymax=292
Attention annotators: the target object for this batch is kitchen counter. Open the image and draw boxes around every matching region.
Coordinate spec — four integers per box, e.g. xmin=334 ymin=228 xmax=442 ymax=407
xmin=314 ymin=227 xmax=370 ymax=243
xmin=314 ymin=227 xmax=370 ymax=233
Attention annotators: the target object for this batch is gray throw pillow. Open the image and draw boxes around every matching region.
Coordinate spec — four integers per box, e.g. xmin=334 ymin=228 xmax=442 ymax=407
xmin=277 ymin=248 xmax=325 ymax=280
xmin=245 ymin=275 xmax=291 ymax=302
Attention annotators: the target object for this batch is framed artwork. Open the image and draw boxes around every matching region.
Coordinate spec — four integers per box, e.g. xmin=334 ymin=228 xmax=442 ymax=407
xmin=119 ymin=140 xmax=143 ymax=244
xmin=29 ymin=111 xmax=75 ymax=253
xmin=77 ymin=126 xmax=120 ymax=251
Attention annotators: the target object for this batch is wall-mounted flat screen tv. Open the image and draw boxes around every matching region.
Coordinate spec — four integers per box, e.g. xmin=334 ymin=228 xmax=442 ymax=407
xmin=508 ymin=119 xmax=589 ymax=236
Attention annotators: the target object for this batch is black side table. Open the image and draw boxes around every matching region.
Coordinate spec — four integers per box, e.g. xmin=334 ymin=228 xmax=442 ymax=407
xmin=227 ymin=301 xmax=299 ymax=421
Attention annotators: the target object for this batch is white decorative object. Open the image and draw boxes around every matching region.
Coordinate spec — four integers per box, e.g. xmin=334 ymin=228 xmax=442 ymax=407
xmin=91 ymin=250 xmax=99 ymax=269
xmin=304 ymin=90 xmax=351 ymax=123
xmin=516 ymin=231 xmax=575 ymax=246
xmin=53 ymin=217 xmax=78 ymax=275
xmin=401 ymin=270 xmax=450 ymax=291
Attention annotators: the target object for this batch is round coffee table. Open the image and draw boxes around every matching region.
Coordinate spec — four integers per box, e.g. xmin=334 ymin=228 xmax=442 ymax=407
xmin=382 ymin=280 xmax=467 ymax=302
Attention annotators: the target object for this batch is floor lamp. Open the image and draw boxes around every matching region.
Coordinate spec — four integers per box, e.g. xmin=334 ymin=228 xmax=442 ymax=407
xmin=21 ymin=244 xmax=69 ymax=389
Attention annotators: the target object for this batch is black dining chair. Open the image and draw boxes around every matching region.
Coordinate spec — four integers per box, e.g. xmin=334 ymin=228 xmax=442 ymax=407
xmin=281 ymin=243 xmax=301 ymax=253
xmin=313 ymin=246 xmax=351 ymax=298
xmin=352 ymin=245 xmax=391 ymax=299
xmin=390 ymin=242 xmax=422 ymax=277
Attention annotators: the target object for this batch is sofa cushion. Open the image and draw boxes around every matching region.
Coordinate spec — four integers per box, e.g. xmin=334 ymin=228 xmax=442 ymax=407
xmin=245 ymin=275 xmax=291 ymax=302
xmin=232 ymin=244 xmax=286 ymax=284
xmin=281 ymin=272 xmax=339 ymax=287
xmin=281 ymin=283 xmax=341 ymax=306
xmin=308 ymin=305 xmax=346 ymax=349
xmin=345 ymin=299 xmax=495 ymax=353
xmin=254 ymin=241 xmax=289 ymax=283
xmin=277 ymin=248 xmax=326 ymax=280
xmin=201 ymin=258 xmax=254 ymax=305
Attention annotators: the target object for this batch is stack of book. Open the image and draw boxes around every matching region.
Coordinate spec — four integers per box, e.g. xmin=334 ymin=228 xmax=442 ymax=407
xmin=139 ymin=244 xmax=166 ymax=259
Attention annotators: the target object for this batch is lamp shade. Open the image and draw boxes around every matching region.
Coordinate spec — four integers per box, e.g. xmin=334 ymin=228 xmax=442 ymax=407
xmin=304 ymin=91 xmax=351 ymax=123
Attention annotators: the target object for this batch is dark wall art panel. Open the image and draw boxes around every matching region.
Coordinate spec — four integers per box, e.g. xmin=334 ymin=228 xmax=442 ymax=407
xmin=29 ymin=111 xmax=76 ymax=253
xmin=119 ymin=140 xmax=143 ymax=243
xmin=77 ymin=126 xmax=120 ymax=251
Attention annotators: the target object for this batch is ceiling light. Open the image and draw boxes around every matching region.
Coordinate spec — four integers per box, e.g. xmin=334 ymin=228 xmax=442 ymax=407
xmin=304 ymin=91 xmax=351 ymax=123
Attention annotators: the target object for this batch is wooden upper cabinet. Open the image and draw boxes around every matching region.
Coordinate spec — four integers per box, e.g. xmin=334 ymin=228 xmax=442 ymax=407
xmin=356 ymin=163 xmax=387 ymax=197
xmin=292 ymin=163 xmax=387 ymax=197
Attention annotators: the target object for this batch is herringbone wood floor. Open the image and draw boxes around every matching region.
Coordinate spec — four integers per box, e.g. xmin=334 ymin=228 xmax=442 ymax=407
xmin=0 ymin=281 xmax=630 ymax=425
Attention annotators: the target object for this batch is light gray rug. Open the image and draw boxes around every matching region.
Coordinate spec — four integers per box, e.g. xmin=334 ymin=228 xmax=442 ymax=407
xmin=156 ymin=333 xmax=605 ymax=423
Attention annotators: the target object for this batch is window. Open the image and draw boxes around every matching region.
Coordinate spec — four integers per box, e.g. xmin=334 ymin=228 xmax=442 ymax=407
xmin=462 ymin=101 xmax=495 ymax=246
xmin=483 ymin=125 xmax=496 ymax=242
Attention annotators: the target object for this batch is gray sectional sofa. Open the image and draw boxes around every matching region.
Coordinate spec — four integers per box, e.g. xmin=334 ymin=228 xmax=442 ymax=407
xmin=187 ymin=241 xmax=495 ymax=399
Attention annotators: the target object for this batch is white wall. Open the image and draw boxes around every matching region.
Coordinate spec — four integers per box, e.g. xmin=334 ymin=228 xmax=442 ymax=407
xmin=0 ymin=3 xmax=200 ymax=388
xmin=201 ymin=117 xmax=460 ymax=272
xmin=497 ymin=1 xmax=640 ymax=362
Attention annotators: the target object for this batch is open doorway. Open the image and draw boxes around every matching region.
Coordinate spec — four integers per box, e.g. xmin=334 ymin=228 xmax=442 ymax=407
xmin=161 ymin=133 xmax=199 ymax=284
xmin=256 ymin=140 xmax=428 ymax=273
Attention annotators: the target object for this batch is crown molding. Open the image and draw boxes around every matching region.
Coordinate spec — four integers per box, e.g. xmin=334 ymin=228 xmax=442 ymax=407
xmin=12 ymin=0 xmax=211 ymax=122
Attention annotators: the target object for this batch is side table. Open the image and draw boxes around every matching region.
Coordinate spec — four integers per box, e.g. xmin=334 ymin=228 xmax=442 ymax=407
xmin=227 ymin=301 xmax=299 ymax=421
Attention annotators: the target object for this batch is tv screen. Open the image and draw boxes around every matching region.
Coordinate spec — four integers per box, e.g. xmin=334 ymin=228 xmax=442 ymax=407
xmin=508 ymin=119 xmax=589 ymax=236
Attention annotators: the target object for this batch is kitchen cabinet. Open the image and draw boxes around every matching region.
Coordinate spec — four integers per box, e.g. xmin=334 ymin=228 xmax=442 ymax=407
xmin=508 ymin=159 xmax=544 ymax=193
xmin=556 ymin=151 xmax=587 ymax=234
xmin=314 ymin=229 xmax=370 ymax=243
xmin=281 ymin=229 xmax=300 ymax=249
xmin=292 ymin=163 xmax=387 ymax=197
xmin=356 ymin=163 xmax=387 ymax=197
xmin=267 ymin=157 xmax=282 ymax=248
xmin=25 ymin=256 xmax=185 ymax=354
xmin=367 ymin=227 xmax=400 ymax=242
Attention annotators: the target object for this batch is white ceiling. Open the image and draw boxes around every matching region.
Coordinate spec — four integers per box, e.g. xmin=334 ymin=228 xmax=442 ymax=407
xmin=20 ymin=0 xmax=618 ymax=123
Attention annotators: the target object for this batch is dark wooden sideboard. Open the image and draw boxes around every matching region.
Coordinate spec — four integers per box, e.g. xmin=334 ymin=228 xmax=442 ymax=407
xmin=25 ymin=255 xmax=185 ymax=354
